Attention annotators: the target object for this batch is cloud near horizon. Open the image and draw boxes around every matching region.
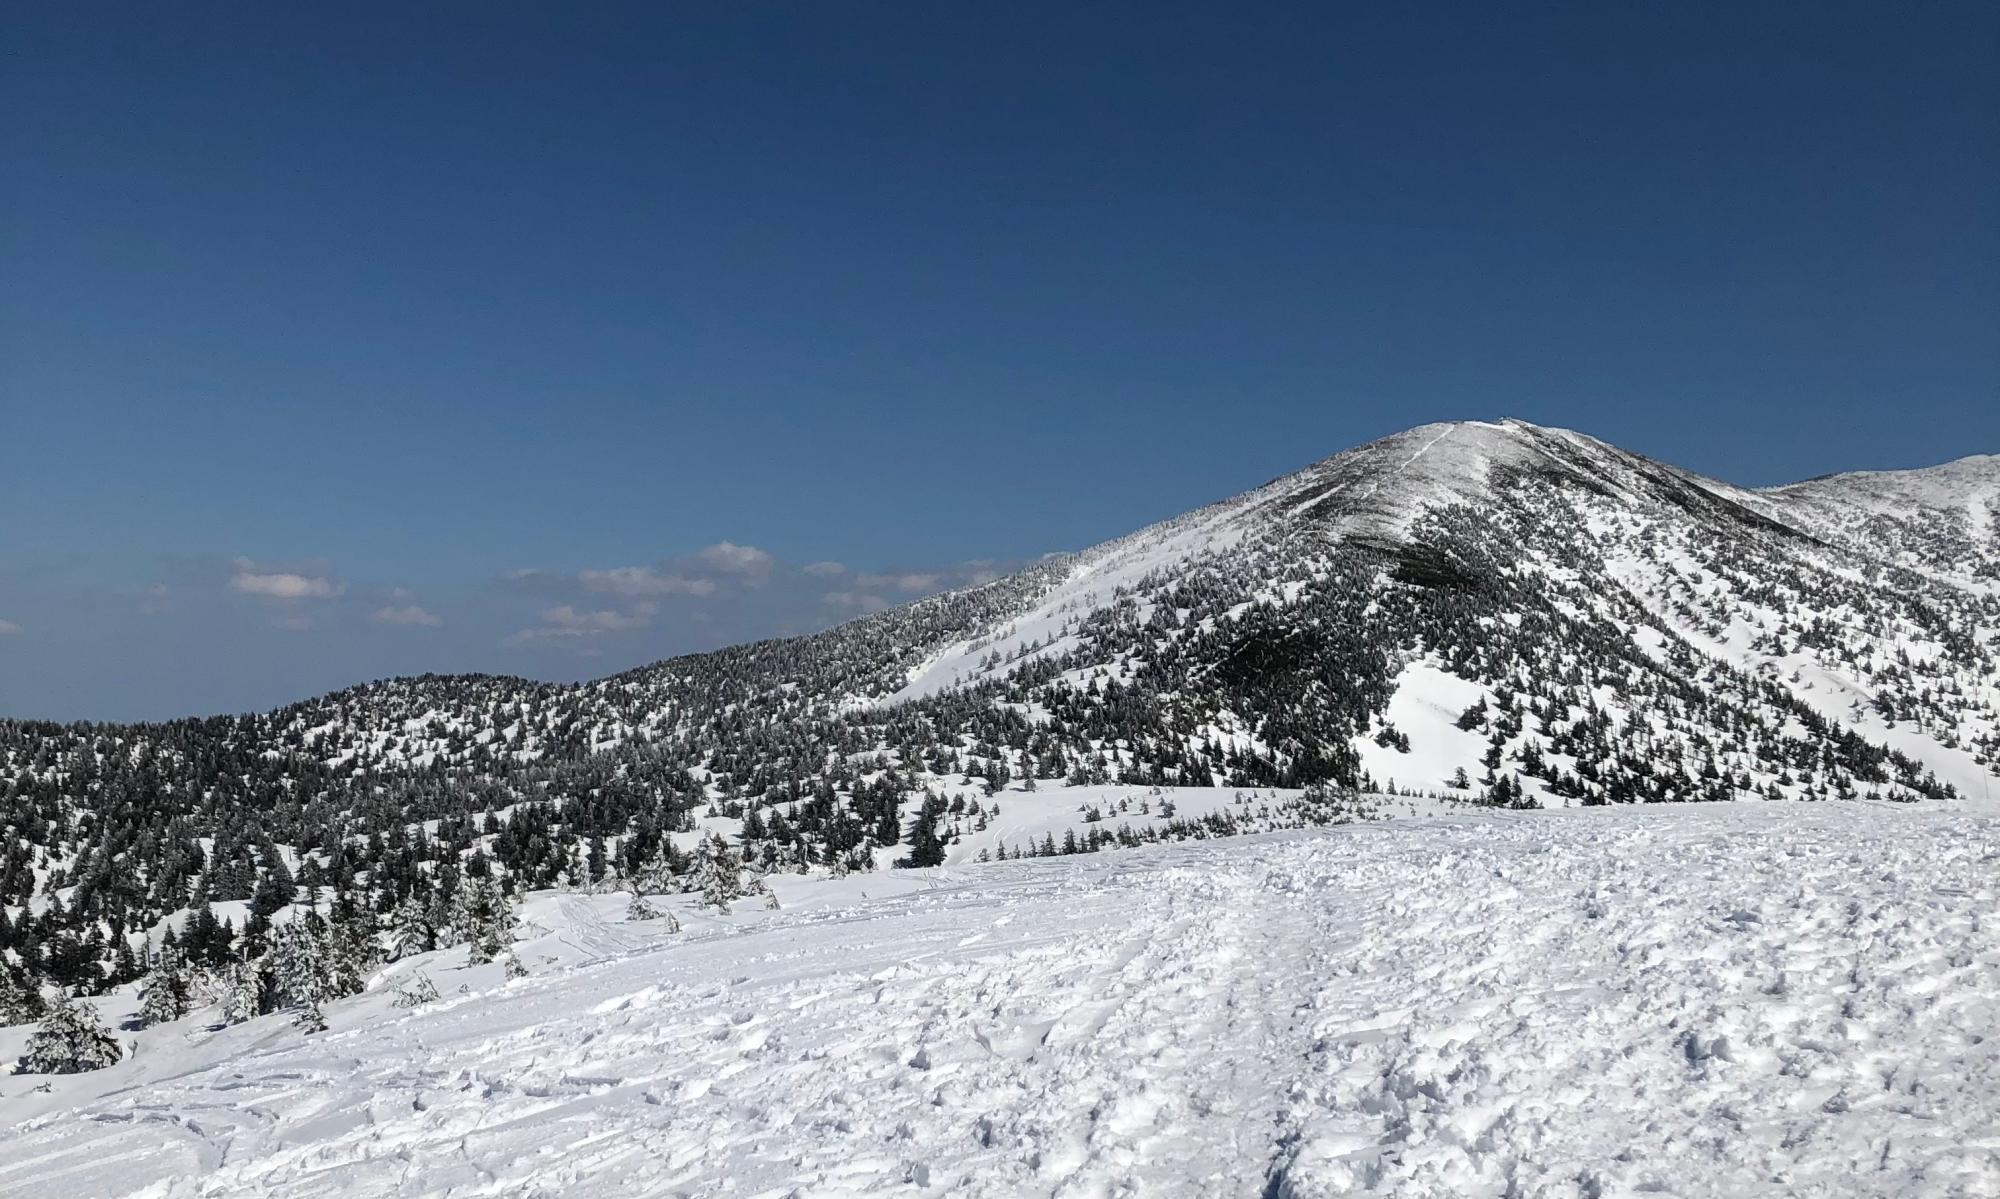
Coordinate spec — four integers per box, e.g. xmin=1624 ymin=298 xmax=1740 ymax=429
xmin=371 ymin=603 xmax=444 ymax=627
xmin=498 ymin=543 xmax=1026 ymax=654
xmin=579 ymin=566 xmax=717 ymax=598
xmin=0 ymin=541 xmax=1040 ymax=720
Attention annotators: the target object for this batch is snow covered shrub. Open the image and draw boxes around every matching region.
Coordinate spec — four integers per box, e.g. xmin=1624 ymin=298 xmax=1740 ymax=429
xmin=17 ymin=991 xmax=122 ymax=1075
xmin=390 ymin=970 xmax=440 ymax=1008
xmin=694 ymin=834 xmax=744 ymax=913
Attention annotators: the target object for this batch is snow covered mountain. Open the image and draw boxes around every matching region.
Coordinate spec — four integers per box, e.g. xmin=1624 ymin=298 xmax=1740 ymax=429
xmin=2 ymin=419 xmax=1998 ymax=1003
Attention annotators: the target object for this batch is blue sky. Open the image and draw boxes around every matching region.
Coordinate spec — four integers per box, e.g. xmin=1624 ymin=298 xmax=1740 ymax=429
xmin=3 ymin=2 xmax=1995 ymax=720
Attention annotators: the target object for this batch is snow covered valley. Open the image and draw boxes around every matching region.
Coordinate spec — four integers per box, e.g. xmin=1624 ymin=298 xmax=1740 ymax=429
xmin=3 ymin=800 xmax=1998 ymax=1198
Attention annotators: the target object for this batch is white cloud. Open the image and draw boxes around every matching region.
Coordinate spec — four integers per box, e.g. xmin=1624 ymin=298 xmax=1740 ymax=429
xmin=0 ymin=619 xmax=20 ymax=635
xmin=802 ymin=561 xmax=848 ymax=577
xmin=542 ymin=603 xmax=656 ymax=631
xmin=580 ymin=566 xmax=717 ymax=598
xmin=229 ymin=558 xmax=344 ymax=600
xmin=371 ymin=604 xmax=443 ymax=627
xmin=697 ymin=541 xmax=776 ymax=582
xmin=504 ymin=602 xmax=655 ymax=650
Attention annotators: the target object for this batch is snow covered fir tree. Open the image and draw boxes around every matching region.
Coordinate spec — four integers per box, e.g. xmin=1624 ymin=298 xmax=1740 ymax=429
xmin=0 ymin=421 xmax=1994 ymax=1029
xmin=16 ymin=990 xmax=121 ymax=1076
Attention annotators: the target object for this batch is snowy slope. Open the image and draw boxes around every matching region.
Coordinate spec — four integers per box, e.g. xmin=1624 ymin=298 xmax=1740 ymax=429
xmin=4 ymin=801 xmax=1997 ymax=1198
xmin=884 ymin=419 xmax=1689 ymax=705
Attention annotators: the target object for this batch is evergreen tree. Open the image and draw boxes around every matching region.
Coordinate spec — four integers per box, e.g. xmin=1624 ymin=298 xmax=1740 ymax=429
xmin=269 ymin=913 xmax=332 ymax=1010
xmin=693 ymin=834 xmax=743 ymax=913
xmin=456 ymin=876 xmax=516 ymax=965
xmin=625 ymin=889 xmax=659 ymax=922
xmin=219 ymin=960 xmax=267 ymax=1025
xmin=0 ymin=964 xmax=46 ymax=1027
xmin=390 ymin=897 xmax=437 ymax=959
xmin=896 ymin=795 xmax=948 ymax=868
xmin=268 ymin=910 xmax=365 ymax=1016
xmin=17 ymin=990 xmax=122 ymax=1075
xmin=138 ymin=945 xmax=195 ymax=1028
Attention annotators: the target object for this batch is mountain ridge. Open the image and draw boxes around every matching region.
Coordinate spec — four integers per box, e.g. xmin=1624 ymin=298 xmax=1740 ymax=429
xmin=2 ymin=418 xmax=1997 ymax=1005
xmin=12 ymin=418 xmax=1994 ymax=729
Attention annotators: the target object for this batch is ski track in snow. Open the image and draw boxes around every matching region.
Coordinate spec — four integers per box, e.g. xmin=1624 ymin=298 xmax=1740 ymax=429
xmin=3 ymin=803 xmax=1999 ymax=1198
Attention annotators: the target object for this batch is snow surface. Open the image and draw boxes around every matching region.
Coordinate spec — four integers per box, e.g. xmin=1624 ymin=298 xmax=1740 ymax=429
xmin=4 ymin=801 xmax=1998 ymax=1198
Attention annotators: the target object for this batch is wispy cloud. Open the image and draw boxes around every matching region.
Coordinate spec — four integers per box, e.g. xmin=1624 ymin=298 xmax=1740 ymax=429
xmin=542 ymin=603 xmax=657 ymax=631
xmin=371 ymin=604 xmax=443 ymax=627
xmin=503 ymin=602 xmax=657 ymax=651
xmin=496 ymin=544 xmax=1031 ymax=659
xmin=0 ymin=618 xmax=21 ymax=636
xmin=229 ymin=558 xmax=344 ymax=600
xmin=580 ymin=566 xmax=717 ymax=598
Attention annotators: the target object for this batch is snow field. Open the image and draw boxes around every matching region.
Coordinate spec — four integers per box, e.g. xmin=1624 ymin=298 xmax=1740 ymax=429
xmin=1 ymin=801 xmax=1997 ymax=1197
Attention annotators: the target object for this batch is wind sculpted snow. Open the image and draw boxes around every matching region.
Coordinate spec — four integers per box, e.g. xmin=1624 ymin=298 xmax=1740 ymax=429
xmin=2 ymin=801 xmax=1996 ymax=1197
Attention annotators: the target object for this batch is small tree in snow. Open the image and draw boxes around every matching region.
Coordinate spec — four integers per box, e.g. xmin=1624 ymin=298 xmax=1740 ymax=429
xmin=0 ymin=964 xmax=47 ymax=1028
xmin=693 ymin=834 xmax=743 ymax=914
xmin=456 ymin=876 xmax=517 ymax=966
xmin=898 ymin=795 xmax=949 ymax=867
xmin=634 ymin=844 xmax=678 ymax=895
xmin=625 ymin=889 xmax=659 ymax=922
xmin=138 ymin=945 xmax=196 ymax=1028
xmin=218 ymin=960 xmax=267 ymax=1025
xmin=389 ymin=897 xmax=438 ymax=960
xmin=268 ymin=913 xmax=332 ymax=1009
xmin=17 ymin=991 xmax=122 ymax=1075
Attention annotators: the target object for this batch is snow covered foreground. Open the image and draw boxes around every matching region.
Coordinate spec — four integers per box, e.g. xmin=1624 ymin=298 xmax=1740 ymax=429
xmin=5 ymin=804 xmax=1999 ymax=1198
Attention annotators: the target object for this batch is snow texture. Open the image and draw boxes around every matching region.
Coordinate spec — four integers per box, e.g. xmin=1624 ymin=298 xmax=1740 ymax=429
xmin=3 ymin=801 xmax=1997 ymax=1197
